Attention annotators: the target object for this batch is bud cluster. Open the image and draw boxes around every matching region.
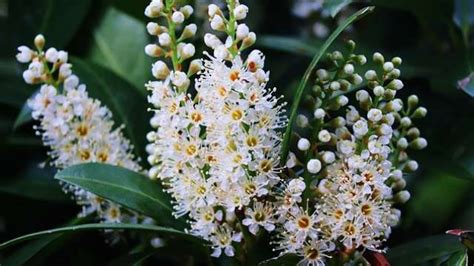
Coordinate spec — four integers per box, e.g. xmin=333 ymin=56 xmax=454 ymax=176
xmin=145 ymin=0 xmax=202 ymax=91
xmin=205 ymin=0 xmax=255 ymax=60
xmin=274 ymin=41 xmax=427 ymax=265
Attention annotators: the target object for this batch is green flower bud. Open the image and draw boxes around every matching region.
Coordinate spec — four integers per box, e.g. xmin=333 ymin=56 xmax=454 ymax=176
xmin=365 ymin=70 xmax=378 ymax=81
xmin=410 ymin=137 xmax=428 ymax=150
xmin=392 ymin=56 xmax=402 ymax=66
xmin=407 ymin=95 xmax=419 ymax=109
xmin=349 ymin=74 xmax=363 ymax=85
xmin=296 ymin=114 xmax=309 ymax=128
xmin=356 ymin=55 xmax=367 ymax=65
xmin=34 ymin=34 xmax=45 ymax=50
xmin=404 ymin=160 xmax=419 ymax=172
xmin=316 ymin=69 xmax=329 ymax=81
xmin=387 ymin=79 xmax=404 ymax=90
xmin=383 ymin=62 xmax=394 ymax=72
xmin=413 ymin=107 xmax=427 ymax=118
xmin=373 ymin=52 xmax=384 ymax=64
xmin=346 ymin=40 xmax=356 ymax=51
xmin=329 ymin=81 xmax=340 ymax=91
xmin=386 ymin=68 xmax=401 ymax=79
xmin=400 ymin=117 xmax=412 ymax=128
xmin=330 ymin=116 xmax=346 ymax=128
xmin=373 ymin=86 xmax=385 ymax=97
xmin=407 ymin=127 xmax=420 ymax=139
xmin=339 ymin=79 xmax=351 ymax=91
xmin=332 ymin=51 xmax=344 ymax=61
xmin=397 ymin=137 xmax=408 ymax=150
xmin=383 ymin=89 xmax=396 ymax=100
xmin=394 ymin=190 xmax=411 ymax=203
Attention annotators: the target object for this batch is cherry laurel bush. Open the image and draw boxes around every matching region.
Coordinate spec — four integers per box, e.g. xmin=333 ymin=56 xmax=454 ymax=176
xmin=15 ymin=0 xmax=427 ymax=264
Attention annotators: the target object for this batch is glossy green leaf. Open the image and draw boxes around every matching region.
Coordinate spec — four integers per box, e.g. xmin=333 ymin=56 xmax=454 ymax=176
xmin=280 ymin=6 xmax=375 ymax=163
xmin=0 ymin=223 xmax=203 ymax=251
xmin=257 ymin=36 xmax=320 ymax=57
xmin=7 ymin=0 xmax=92 ymax=49
xmin=2 ymin=216 xmax=90 ymax=266
xmin=86 ymin=7 xmax=153 ymax=92
xmin=443 ymin=250 xmax=468 ymax=266
xmin=0 ymin=166 xmax=69 ymax=203
xmin=12 ymin=102 xmax=33 ymax=130
xmin=71 ymin=57 xmax=150 ymax=162
xmin=386 ymin=235 xmax=465 ymax=266
xmin=454 ymin=0 xmax=474 ymax=41
xmin=323 ymin=0 xmax=354 ymax=17
xmin=55 ymin=163 xmax=179 ymax=226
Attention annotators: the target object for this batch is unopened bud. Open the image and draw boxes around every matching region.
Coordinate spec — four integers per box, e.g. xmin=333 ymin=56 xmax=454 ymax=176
xmin=413 ymin=107 xmax=427 ymax=118
xmin=188 ymin=59 xmax=202 ymax=76
xmin=407 ymin=95 xmax=419 ymax=109
xmin=387 ymin=79 xmax=404 ymax=90
xmin=296 ymin=114 xmax=309 ymax=128
xmin=373 ymin=52 xmax=384 ymax=64
xmin=34 ymin=34 xmax=45 ymax=50
xmin=392 ymin=57 xmax=402 ymax=66
xmin=410 ymin=137 xmax=428 ymax=150
xmin=394 ymin=190 xmax=411 ymax=204
xmin=297 ymin=138 xmax=311 ymax=151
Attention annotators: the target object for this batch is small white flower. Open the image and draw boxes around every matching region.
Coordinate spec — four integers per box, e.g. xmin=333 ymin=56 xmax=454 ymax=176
xmin=367 ymin=108 xmax=383 ymax=122
xmin=16 ymin=46 xmax=33 ymax=63
xmin=170 ymin=71 xmax=189 ymax=88
xmin=45 ymin=47 xmax=59 ymax=63
xmin=214 ymin=45 xmax=229 ymax=60
xmin=59 ymin=63 xmax=72 ymax=79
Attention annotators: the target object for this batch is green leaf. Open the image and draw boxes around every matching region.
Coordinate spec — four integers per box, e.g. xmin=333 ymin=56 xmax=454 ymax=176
xmin=86 ymin=7 xmax=153 ymax=92
xmin=386 ymin=235 xmax=465 ymax=266
xmin=71 ymin=57 xmax=150 ymax=162
xmin=257 ymin=36 xmax=320 ymax=57
xmin=2 ymin=216 xmax=90 ymax=266
xmin=55 ymin=163 xmax=179 ymax=227
xmin=0 ymin=166 xmax=69 ymax=203
xmin=453 ymin=0 xmax=474 ymax=41
xmin=7 ymin=0 xmax=92 ymax=49
xmin=258 ymin=254 xmax=300 ymax=266
xmin=443 ymin=250 xmax=468 ymax=266
xmin=0 ymin=223 xmax=203 ymax=251
xmin=323 ymin=0 xmax=354 ymax=17
xmin=12 ymin=102 xmax=33 ymax=130
xmin=280 ymin=6 xmax=375 ymax=163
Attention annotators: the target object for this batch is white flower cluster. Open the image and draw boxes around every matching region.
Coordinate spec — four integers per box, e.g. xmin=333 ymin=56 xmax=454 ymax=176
xmin=275 ymin=42 xmax=427 ymax=265
xmin=145 ymin=0 xmax=286 ymax=257
xmin=16 ymin=35 xmax=143 ymax=224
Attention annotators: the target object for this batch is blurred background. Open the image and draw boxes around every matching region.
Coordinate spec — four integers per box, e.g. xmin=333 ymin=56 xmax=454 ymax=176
xmin=0 ymin=0 xmax=473 ymax=264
